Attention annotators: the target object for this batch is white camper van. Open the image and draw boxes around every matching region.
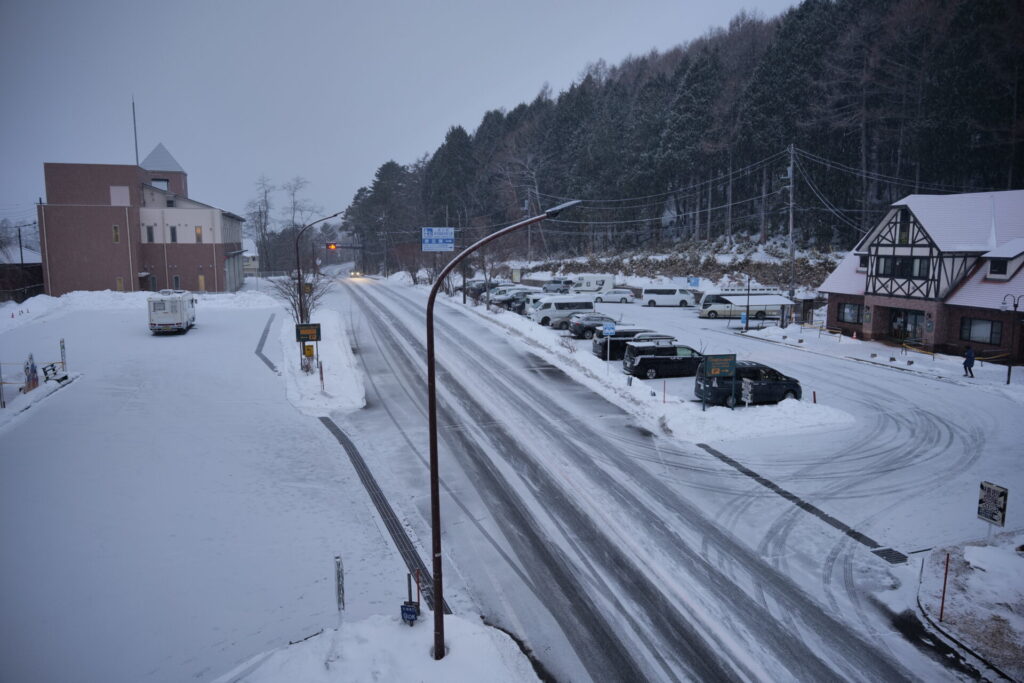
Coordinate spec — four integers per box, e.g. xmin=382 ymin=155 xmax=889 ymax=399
xmin=148 ymin=289 xmax=197 ymax=334
xmin=570 ymin=275 xmax=614 ymax=295
xmin=529 ymin=294 xmax=595 ymax=329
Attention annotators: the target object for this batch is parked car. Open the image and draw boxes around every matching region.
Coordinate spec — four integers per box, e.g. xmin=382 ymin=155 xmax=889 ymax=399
xmin=542 ymin=278 xmax=576 ymax=294
xmin=491 ymin=285 xmax=542 ymax=308
xmin=594 ymin=288 xmax=636 ymax=304
xmin=693 ymin=360 xmax=802 ymax=407
xmin=622 ymin=340 xmax=703 ymax=379
xmin=591 ymin=329 xmax=674 ymax=360
xmin=641 ymin=287 xmax=697 ymax=307
xmin=566 ymin=312 xmax=619 ymax=339
xmin=529 ymin=295 xmax=595 ymax=328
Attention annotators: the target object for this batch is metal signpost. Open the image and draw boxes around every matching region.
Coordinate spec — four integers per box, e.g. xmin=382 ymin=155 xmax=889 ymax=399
xmin=295 ymin=323 xmax=321 ymax=372
xmin=603 ymin=322 xmax=616 ymax=372
xmin=421 ymin=227 xmax=455 ymax=252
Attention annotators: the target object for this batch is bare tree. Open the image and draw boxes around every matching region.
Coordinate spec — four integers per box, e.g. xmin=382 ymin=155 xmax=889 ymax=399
xmin=267 ymin=272 xmax=334 ymax=325
xmin=281 ymin=176 xmax=321 ymax=230
xmin=246 ymin=175 xmax=275 ymax=271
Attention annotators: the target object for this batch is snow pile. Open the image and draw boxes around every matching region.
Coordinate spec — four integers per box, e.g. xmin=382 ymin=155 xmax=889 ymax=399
xmin=279 ymin=306 xmax=366 ymax=414
xmin=919 ymin=532 xmax=1024 ymax=680
xmin=217 ymin=614 xmax=538 ymax=683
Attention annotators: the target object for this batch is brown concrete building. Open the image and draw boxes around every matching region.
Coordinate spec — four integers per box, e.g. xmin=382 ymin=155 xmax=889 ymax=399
xmin=37 ymin=144 xmax=244 ymax=295
xmin=819 ymin=190 xmax=1024 ymax=361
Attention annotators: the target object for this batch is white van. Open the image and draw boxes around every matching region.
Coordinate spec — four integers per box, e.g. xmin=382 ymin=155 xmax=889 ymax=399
xmin=698 ymin=293 xmax=791 ymax=319
xmin=529 ymin=295 xmax=596 ymax=329
xmin=148 ymin=289 xmax=197 ymax=334
xmin=640 ymin=287 xmax=696 ymax=307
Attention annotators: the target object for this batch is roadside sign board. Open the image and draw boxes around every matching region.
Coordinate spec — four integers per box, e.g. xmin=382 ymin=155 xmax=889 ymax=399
xmin=688 ymin=276 xmax=700 ymax=288
xmin=704 ymin=354 xmax=736 ymax=378
xmin=421 ymin=227 xmax=455 ymax=252
xmin=602 ymin=322 xmax=616 ymax=337
xmin=978 ymin=481 xmax=1008 ymax=527
xmin=295 ymin=323 xmax=321 ymax=342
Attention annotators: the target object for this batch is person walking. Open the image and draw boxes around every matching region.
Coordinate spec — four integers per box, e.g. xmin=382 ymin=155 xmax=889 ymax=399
xmin=963 ymin=345 xmax=976 ymax=378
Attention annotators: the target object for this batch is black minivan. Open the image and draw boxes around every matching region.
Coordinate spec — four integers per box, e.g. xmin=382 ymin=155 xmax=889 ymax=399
xmin=592 ymin=329 xmax=673 ymax=360
xmin=622 ymin=340 xmax=703 ymax=379
xmin=694 ymin=360 xmax=801 ymax=407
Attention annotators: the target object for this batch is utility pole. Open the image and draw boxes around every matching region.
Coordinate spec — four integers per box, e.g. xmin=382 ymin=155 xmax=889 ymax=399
xmin=788 ymin=143 xmax=796 ymax=299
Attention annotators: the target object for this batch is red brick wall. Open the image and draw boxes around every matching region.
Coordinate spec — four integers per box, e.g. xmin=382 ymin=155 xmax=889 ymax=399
xmin=43 ymin=164 xmax=145 ymax=206
xmin=38 ymin=204 xmax=142 ymax=295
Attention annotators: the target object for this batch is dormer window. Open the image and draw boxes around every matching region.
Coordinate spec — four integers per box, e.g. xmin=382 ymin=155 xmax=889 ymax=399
xmin=989 ymin=259 xmax=1008 ymax=275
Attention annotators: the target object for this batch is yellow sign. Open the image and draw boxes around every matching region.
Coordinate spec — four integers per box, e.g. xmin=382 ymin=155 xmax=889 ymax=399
xmin=303 ymin=343 xmax=315 ymax=357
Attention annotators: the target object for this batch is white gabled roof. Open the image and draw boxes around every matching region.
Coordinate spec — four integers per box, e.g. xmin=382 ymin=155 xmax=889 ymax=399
xmin=818 ymin=252 xmax=865 ymax=295
xmin=946 ymin=264 xmax=1024 ymax=310
xmin=894 ymin=190 xmax=1024 ymax=252
xmin=983 ymin=238 xmax=1024 ymax=259
xmin=140 ymin=143 xmax=185 ymax=173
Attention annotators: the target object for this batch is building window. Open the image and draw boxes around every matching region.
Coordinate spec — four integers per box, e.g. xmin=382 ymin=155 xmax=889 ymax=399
xmin=173 ymin=275 xmax=181 ymax=289
xmin=897 ymin=208 xmax=910 ymax=244
xmin=876 ymin=256 xmax=929 ymax=279
xmin=115 ymin=276 xmax=124 ymax=291
xmin=112 ymin=225 xmax=120 ymax=243
xmin=195 ymin=225 xmax=203 ymax=243
xmin=198 ymin=274 xmax=206 ymax=291
xmin=170 ymin=226 xmax=177 ymax=243
xmin=166 ymin=199 xmax=175 ymax=208
xmin=110 ymin=185 xmax=130 ymax=206
xmin=858 ymin=255 xmax=868 ymax=269
xmin=960 ymin=317 xmax=1003 ymax=345
xmin=146 ymin=225 xmax=154 ymax=243
xmin=838 ymin=303 xmax=863 ymax=324
xmin=989 ymin=259 xmax=1008 ymax=275
xmin=151 ymin=179 xmax=169 ymax=191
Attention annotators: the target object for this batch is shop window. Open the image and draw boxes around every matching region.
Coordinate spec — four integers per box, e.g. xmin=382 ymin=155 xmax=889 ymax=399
xmin=960 ymin=317 xmax=1003 ymax=345
xmin=838 ymin=303 xmax=863 ymax=324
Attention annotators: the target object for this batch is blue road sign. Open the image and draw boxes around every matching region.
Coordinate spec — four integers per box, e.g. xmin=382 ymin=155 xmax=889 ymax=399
xmin=602 ymin=322 xmax=616 ymax=336
xmin=421 ymin=227 xmax=455 ymax=252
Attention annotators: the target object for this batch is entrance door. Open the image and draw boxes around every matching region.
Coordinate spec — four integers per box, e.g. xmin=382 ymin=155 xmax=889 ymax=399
xmin=197 ymin=274 xmax=206 ymax=292
xmin=890 ymin=309 xmax=924 ymax=341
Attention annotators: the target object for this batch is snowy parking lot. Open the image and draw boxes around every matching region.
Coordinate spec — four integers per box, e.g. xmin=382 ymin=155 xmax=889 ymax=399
xmin=2 ymin=276 xmax=1022 ymax=682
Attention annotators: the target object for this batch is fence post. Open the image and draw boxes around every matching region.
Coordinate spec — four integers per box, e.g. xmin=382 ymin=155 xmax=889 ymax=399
xmin=335 ymin=556 xmax=345 ymax=612
xmin=939 ymin=552 xmax=950 ymax=622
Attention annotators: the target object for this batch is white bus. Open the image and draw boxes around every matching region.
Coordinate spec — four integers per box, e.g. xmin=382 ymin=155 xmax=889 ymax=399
xmin=698 ymin=293 xmax=793 ymax=319
xmin=640 ymin=287 xmax=697 ymax=307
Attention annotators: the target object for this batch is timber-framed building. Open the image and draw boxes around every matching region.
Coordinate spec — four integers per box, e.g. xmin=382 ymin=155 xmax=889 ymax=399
xmin=819 ymin=190 xmax=1024 ymax=361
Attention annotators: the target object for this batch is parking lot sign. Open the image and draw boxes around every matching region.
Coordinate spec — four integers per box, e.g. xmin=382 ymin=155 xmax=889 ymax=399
xmin=421 ymin=227 xmax=455 ymax=252
xmin=704 ymin=354 xmax=736 ymax=377
xmin=978 ymin=481 xmax=1008 ymax=527
xmin=602 ymin=322 xmax=616 ymax=337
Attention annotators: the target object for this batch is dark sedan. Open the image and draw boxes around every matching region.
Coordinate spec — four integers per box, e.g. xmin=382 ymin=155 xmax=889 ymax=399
xmin=567 ymin=313 xmax=618 ymax=339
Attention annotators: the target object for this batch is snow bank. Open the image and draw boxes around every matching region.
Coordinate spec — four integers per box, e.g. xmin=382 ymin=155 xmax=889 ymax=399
xmin=217 ymin=614 xmax=538 ymax=683
xmin=278 ymin=307 xmax=366 ymax=415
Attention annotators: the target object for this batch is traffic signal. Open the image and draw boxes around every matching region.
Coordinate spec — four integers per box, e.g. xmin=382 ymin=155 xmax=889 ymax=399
xmin=327 ymin=242 xmax=338 ymax=250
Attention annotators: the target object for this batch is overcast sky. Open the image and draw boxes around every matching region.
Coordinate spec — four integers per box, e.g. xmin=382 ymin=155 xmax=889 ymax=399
xmin=1 ymin=0 xmax=795 ymax=228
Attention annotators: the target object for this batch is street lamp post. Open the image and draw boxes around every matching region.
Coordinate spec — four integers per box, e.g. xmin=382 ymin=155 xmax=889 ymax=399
xmin=1002 ymin=294 xmax=1022 ymax=385
xmin=294 ymin=211 xmax=342 ymax=323
xmin=424 ymin=200 xmax=579 ymax=660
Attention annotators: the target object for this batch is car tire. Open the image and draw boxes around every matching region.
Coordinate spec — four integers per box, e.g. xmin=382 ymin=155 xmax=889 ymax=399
xmin=645 ymin=368 xmax=657 ymax=379
xmin=558 ymin=321 xmax=569 ymax=330
xmin=755 ymin=311 xmax=766 ymax=320
xmin=540 ymin=317 xmax=550 ymax=326
xmin=783 ymin=391 xmax=798 ymax=401
xmin=647 ymin=300 xmax=656 ymax=307
xmin=725 ymin=394 xmax=737 ymax=408
xmin=595 ymin=297 xmax=603 ymax=303
xmin=583 ymin=329 xmax=595 ymax=339
xmin=620 ymin=297 xmax=629 ymax=304
xmin=707 ymin=311 xmax=718 ymax=319
xmin=678 ymin=301 xmax=688 ymax=307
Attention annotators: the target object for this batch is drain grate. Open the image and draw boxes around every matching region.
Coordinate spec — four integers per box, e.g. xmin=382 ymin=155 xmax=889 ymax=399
xmin=872 ymin=547 xmax=908 ymax=564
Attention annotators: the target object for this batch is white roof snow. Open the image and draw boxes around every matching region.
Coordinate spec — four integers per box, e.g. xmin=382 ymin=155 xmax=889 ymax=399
xmin=140 ymin=143 xmax=185 ymax=173
xmin=983 ymin=238 xmax=1024 ymax=259
xmin=818 ymin=252 xmax=865 ymax=295
xmin=946 ymin=265 xmax=1024 ymax=310
xmin=894 ymin=190 xmax=1024 ymax=252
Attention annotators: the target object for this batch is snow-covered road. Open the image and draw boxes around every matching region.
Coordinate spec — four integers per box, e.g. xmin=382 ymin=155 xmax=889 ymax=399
xmin=333 ymin=276 xmax=1016 ymax=681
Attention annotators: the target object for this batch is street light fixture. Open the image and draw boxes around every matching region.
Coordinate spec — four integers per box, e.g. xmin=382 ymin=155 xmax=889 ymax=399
xmin=424 ymin=200 xmax=580 ymax=660
xmin=294 ymin=211 xmax=342 ymax=323
xmin=1001 ymin=294 xmax=1022 ymax=385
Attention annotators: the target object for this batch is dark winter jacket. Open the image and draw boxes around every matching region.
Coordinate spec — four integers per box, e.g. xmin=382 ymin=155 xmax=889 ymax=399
xmin=964 ymin=348 xmax=976 ymax=367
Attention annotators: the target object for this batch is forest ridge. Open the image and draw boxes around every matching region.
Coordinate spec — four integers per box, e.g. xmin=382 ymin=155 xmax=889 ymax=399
xmin=264 ymin=0 xmax=1023 ymax=275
